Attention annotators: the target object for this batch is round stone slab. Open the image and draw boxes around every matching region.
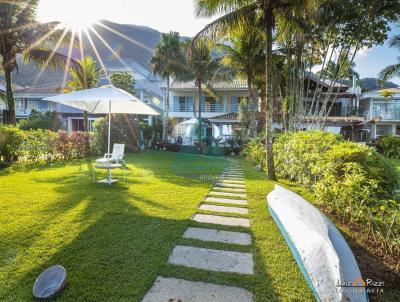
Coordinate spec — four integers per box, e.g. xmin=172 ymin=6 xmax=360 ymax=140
xmin=33 ymin=265 xmax=66 ymax=299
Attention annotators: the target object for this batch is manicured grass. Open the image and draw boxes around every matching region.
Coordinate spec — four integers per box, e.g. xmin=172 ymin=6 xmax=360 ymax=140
xmin=0 ymin=151 xmax=314 ymax=301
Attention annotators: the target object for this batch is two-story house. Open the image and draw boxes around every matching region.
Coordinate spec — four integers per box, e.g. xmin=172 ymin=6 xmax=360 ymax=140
xmin=358 ymin=88 xmax=400 ymax=141
xmin=168 ymin=80 xmax=249 ymax=144
xmin=167 ymin=77 xmax=365 ymax=144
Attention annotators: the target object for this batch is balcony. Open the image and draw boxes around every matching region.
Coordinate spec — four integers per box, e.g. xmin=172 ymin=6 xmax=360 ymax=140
xmin=171 ymin=103 xmax=225 ymax=113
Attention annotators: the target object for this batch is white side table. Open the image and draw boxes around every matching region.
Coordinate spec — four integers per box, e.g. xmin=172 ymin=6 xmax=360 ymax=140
xmin=93 ymin=163 xmax=125 ymax=185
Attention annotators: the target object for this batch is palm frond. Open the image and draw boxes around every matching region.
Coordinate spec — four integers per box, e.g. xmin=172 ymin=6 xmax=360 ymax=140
xmin=193 ymin=4 xmax=258 ymax=42
xmin=389 ymin=35 xmax=400 ymax=50
xmin=378 ymin=62 xmax=400 ymax=81
xmin=194 ymin=0 xmax=249 ymax=18
xmin=22 ymin=49 xmax=78 ymax=71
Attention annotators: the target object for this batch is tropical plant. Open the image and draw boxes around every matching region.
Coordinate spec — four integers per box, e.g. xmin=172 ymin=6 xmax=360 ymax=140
xmin=193 ymin=0 xmax=307 ymax=179
xmin=378 ymin=35 xmax=400 ymax=81
xmin=0 ymin=0 xmax=75 ymax=125
xmin=66 ymin=55 xmax=101 ymax=131
xmin=150 ymin=32 xmax=183 ymax=142
xmin=180 ymin=39 xmax=222 ymax=153
xmin=18 ymin=109 xmax=60 ymax=131
xmin=110 ymin=72 xmax=136 ymax=95
xmin=380 ymin=89 xmax=395 ymax=111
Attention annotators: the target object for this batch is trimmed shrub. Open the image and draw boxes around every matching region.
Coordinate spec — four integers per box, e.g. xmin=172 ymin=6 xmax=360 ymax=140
xmin=0 ymin=125 xmax=25 ymax=162
xmin=0 ymin=126 xmax=92 ymax=164
xmin=272 ymin=131 xmax=400 ymax=256
xmin=243 ymin=139 xmax=265 ymax=166
xmin=377 ymin=135 xmax=400 ymax=158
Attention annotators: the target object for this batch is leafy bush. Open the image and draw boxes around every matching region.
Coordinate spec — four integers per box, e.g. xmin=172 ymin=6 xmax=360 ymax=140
xmin=18 ymin=109 xmax=61 ymax=131
xmin=243 ymin=139 xmax=265 ymax=166
xmin=0 ymin=125 xmax=25 ymax=162
xmin=93 ymin=115 xmax=141 ymax=153
xmin=273 ymin=131 xmax=400 ymax=256
xmin=0 ymin=126 xmax=92 ymax=164
xmin=377 ymin=135 xmax=400 ymax=158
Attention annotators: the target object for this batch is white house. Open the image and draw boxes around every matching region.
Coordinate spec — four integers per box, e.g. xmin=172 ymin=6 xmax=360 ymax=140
xmin=168 ymin=80 xmax=249 ymax=143
xmin=358 ymin=88 xmax=400 ymax=141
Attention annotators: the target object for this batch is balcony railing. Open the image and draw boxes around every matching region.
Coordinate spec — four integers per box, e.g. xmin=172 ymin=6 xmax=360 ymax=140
xmin=371 ymin=109 xmax=400 ymax=121
xmin=171 ymin=103 xmax=225 ymax=113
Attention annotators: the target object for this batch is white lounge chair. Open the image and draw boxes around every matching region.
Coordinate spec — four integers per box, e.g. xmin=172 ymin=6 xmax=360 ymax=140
xmin=94 ymin=144 xmax=126 ymax=185
xmin=96 ymin=143 xmax=125 ymax=165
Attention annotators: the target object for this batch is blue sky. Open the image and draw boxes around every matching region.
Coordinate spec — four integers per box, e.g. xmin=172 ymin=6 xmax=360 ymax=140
xmin=354 ymin=24 xmax=400 ymax=84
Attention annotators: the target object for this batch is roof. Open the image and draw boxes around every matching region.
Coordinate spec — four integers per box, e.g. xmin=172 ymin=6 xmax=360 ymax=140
xmin=304 ymin=71 xmax=349 ymax=89
xmin=170 ymin=80 xmax=248 ymax=91
xmin=209 ymin=112 xmax=240 ymax=122
xmin=14 ymin=82 xmax=64 ymax=96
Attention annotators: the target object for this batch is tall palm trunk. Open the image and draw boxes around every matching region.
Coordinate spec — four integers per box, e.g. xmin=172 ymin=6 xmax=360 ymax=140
xmin=83 ymin=111 xmax=88 ymax=131
xmin=264 ymin=6 xmax=277 ymax=181
xmin=197 ymin=80 xmax=203 ymax=154
xmin=3 ymin=64 xmax=16 ymax=125
xmin=247 ymin=75 xmax=258 ymax=137
xmin=162 ymin=76 xmax=170 ymax=142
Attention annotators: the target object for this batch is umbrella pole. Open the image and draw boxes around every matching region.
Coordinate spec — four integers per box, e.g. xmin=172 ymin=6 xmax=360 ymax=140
xmin=108 ymin=100 xmax=111 ymax=185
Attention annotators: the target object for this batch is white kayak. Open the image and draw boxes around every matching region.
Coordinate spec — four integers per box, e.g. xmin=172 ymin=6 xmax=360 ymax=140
xmin=267 ymin=185 xmax=368 ymax=302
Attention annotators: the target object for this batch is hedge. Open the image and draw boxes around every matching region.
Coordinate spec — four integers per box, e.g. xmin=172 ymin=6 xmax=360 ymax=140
xmin=0 ymin=126 xmax=96 ymax=164
xmin=245 ymin=131 xmax=400 ymax=257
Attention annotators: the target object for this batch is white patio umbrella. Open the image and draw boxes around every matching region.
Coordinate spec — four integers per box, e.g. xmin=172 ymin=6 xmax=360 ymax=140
xmin=44 ymin=85 xmax=159 ymax=172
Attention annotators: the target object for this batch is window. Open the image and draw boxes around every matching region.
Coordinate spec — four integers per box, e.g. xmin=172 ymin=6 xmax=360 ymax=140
xmin=222 ymin=125 xmax=232 ymax=136
xmin=396 ymin=125 xmax=400 ymax=136
xmin=179 ymin=96 xmax=186 ymax=111
xmin=376 ymin=124 xmax=393 ymax=136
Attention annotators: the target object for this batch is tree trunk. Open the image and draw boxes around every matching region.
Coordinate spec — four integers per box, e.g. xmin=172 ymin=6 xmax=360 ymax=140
xmin=4 ymin=65 xmax=16 ymax=125
xmin=264 ymin=7 xmax=277 ymax=181
xmin=247 ymin=76 xmax=258 ymax=137
xmin=198 ymin=81 xmax=203 ymax=154
xmin=83 ymin=110 xmax=88 ymax=131
xmin=162 ymin=76 xmax=170 ymax=143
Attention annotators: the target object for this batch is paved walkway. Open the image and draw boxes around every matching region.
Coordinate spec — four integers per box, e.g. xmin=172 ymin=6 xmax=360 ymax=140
xmin=142 ymin=161 xmax=254 ymax=302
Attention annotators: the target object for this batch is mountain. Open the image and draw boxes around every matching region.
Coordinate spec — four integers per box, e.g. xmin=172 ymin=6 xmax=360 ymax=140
xmin=9 ymin=20 xmax=161 ymax=88
xmin=357 ymin=77 xmax=399 ymax=92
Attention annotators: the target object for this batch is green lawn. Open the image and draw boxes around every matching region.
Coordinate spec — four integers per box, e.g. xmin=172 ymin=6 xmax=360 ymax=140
xmin=0 ymin=151 xmax=314 ymax=301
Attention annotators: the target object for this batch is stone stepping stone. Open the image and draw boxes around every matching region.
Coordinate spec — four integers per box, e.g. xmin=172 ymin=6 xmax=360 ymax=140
xmin=168 ymin=246 xmax=254 ymax=275
xmin=220 ymin=177 xmax=244 ymax=181
xmin=219 ymin=180 xmax=245 ymax=184
xmin=141 ymin=277 xmax=253 ymax=302
xmin=213 ymin=187 xmax=246 ymax=193
xmin=193 ymin=214 xmax=250 ymax=227
xmin=224 ymin=169 xmax=243 ymax=172
xmin=200 ymin=204 xmax=248 ymax=215
xmin=183 ymin=227 xmax=251 ymax=245
xmin=220 ymin=174 xmax=244 ymax=178
xmin=33 ymin=265 xmax=67 ymax=299
xmin=205 ymin=196 xmax=247 ymax=205
xmin=209 ymin=191 xmax=247 ymax=198
xmin=220 ymin=177 xmax=245 ymax=182
xmin=215 ymin=182 xmax=245 ymax=188
xmin=221 ymin=172 xmax=244 ymax=175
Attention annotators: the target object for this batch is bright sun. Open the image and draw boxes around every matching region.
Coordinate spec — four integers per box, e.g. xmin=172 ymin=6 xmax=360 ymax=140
xmin=60 ymin=15 xmax=98 ymax=31
xmin=37 ymin=0 xmax=101 ymax=31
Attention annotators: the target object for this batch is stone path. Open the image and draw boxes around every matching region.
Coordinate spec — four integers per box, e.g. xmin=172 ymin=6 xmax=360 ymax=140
xmin=142 ymin=162 xmax=254 ymax=302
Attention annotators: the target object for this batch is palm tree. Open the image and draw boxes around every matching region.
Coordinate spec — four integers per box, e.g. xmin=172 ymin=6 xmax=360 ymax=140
xmin=378 ymin=35 xmax=400 ymax=82
xmin=0 ymin=0 xmax=74 ymax=125
xmin=150 ymin=32 xmax=183 ymax=143
xmin=218 ymin=28 xmax=264 ymax=136
xmin=66 ymin=56 xmax=101 ymax=131
xmin=193 ymin=0 xmax=309 ymax=180
xmin=181 ymin=39 xmax=222 ymax=154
